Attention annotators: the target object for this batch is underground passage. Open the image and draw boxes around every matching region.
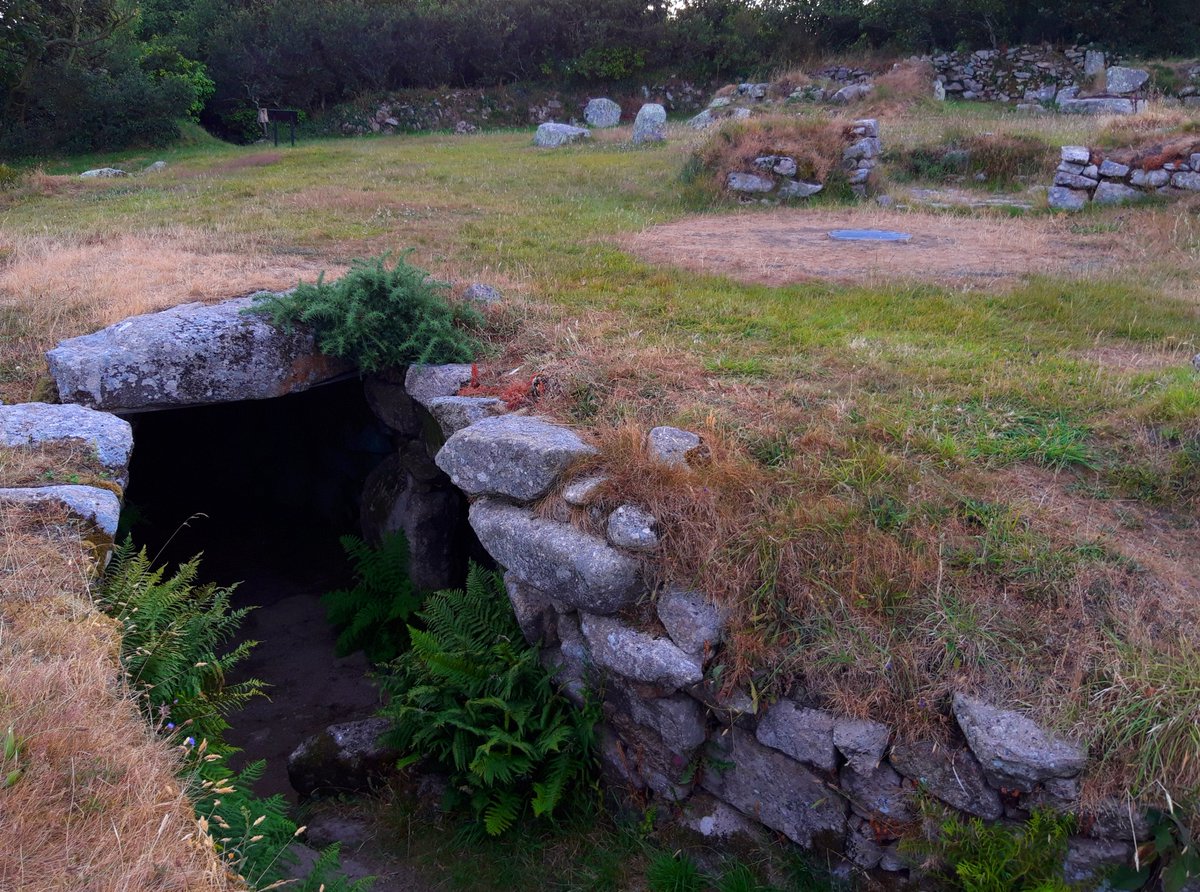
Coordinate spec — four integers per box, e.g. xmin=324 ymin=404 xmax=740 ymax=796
xmin=118 ymin=377 xmax=472 ymax=799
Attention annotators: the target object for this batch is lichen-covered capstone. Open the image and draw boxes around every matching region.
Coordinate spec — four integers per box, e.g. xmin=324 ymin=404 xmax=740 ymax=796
xmin=403 ymin=363 xmax=474 ymax=410
xmin=46 ymin=297 xmax=351 ymax=411
xmin=437 ymin=415 xmax=596 ymax=501
xmin=0 ymin=402 xmax=133 ymax=486
xmin=426 ymin=395 xmax=502 ymax=437
xmin=952 ymin=692 xmax=1086 ymax=791
xmin=534 ymin=123 xmax=591 ymax=148
xmin=469 ymin=499 xmax=642 ymax=613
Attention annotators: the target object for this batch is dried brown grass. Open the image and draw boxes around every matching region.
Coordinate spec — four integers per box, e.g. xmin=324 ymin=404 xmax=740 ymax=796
xmin=0 ymin=442 xmax=115 ymax=490
xmin=0 ymin=230 xmax=339 ymax=402
xmin=622 ymin=207 xmax=1127 ymax=288
xmin=693 ymin=115 xmax=852 ymax=189
xmin=0 ymin=504 xmax=236 ymax=892
xmin=869 ymin=59 xmax=935 ymax=108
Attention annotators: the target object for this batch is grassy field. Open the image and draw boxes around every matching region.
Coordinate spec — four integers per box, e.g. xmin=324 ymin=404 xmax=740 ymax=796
xmin=2 ymin=97 xmax=1199 ymax=838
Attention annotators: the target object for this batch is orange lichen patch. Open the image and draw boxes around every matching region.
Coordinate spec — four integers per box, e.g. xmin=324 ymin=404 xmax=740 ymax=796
xmin=0 ymin=503 xmax=236 ymax=892
xmin=621 ymin=207 xmax=1122 ymax=287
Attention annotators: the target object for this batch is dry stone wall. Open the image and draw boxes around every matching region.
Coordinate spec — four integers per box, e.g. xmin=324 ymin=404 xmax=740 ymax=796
xmin=1049 ymin=142 xmax=1200 ymax=210
xmin=368 ymin=359 xmax=1152 ymax=888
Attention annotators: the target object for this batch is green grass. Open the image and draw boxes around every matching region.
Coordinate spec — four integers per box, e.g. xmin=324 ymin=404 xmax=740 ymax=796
xmin=3 ymin=113 xmax=1199 ymax=820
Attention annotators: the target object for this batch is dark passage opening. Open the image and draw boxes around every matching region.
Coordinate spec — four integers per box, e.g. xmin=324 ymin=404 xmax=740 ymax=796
xmin=121 ymin=379 xmax=395 ymax=800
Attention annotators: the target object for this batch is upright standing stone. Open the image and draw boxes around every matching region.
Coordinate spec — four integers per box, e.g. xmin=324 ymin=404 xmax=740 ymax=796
xmin=584 ymin=98 xmax=622 ymax=128
xmin=633 ymin=104 xmax=667 ymax=145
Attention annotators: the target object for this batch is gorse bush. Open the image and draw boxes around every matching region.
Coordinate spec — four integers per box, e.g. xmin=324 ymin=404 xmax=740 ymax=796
xmin=323 ymin=532 xmax=424 ymax=664
xmin=900 ymin=806 xmax=1074 ymax=891
xmin=97 ymin=541 xmax=370 ymax=891
xmin=379 ymin=563 xmax=599 ymax=836
xmin=251 ymin=253 xmax=483 ymax=373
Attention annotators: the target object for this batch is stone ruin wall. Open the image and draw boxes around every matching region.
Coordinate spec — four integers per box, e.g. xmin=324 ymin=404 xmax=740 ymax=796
xmin=1049 ymin=143 xmax=1200 ymax=210
xmin=4 ymin=299 xmax=1165 ymax=888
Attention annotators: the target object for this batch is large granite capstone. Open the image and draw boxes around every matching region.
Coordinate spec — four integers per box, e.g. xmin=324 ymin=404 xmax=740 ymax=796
xmin=47 ymin=297 xmax=351 ymax=411
xmin=469 ymin=498 xmax=643 ymax=613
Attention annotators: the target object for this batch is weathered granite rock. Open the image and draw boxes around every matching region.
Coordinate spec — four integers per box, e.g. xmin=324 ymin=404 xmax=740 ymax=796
xmin=0 ymin=403 xmax=133 ymax=486
xmin=1064 ymin=838 xmax=1132 ymax=885
xmin=1098 ymin=159 xmax=1131 ymax=178
xmin=580 ymin=613 xmax=703 ymax=690
xmin=1054 ymin=171 xmax=1099 ymax=190
xmin=143 ymin=161 xmax=168 ymax=174
xmin=647 ymin=426 xmax=701 ymax=468
xmin=623 ymin=690 xmax=707 ymax=754
xmin=681 ymin=792 xmax=766 ymax=843
xmin=47 ymin=297 xmax=351 ymax=412
xmin=701 ymin=728 xmax=847 ymax=847
xmin=831 ymin=84 xmax=872 ymax=104
xmin=606 ymin=504 xmax=659 ymax=551
xmin=1094 ymin=181 xmax=1147 ymax=205
xmin=1106 ymin=66 xmax=1150 ymax=95
xmin=632 ymin=104 xmax=667 ymax=144
xmin=436 ymin=415 xmax=596 ymax=501
xmin=359 ymin=454 xmax=464 ymax=591
xmin=1048 ymin=186 xmax=1088 ymax=211
xmin=1084 ymin=50 xmax=1106 ymax=78
xmin=890 ymin=739 xmax=1002 ymax=819
xmin=470 ymin=499 xmax=642 ymax=613
xmin=462 ymin=283 xmax=503 ymax=304
xmin=1172 ymin=171 xmax=1200 ymax=191
xmin=756 ymin=156 xmax=797 ymax=176
xmin=534 ymin=123 xmax=591 ymax=147
xmin=404 ymin=363 xmax=473 ymax=411
xmin=0 ymin=485 xmax=121 ymax=539
xmin=1059 ymin=97 xmax=1136 ymax=115
xmin=426 ymin=395 xmax=502 ymax=437
xmin=504 ymin=573 xmax=559 ymax=647
xmin=1083 ymin=799 xmax=1152 ymax=842
xmin=1130 ymin=168 xmax=1170 ymax=188
xmin=287 ymin=718 xmax=398 ymax=798
xmin=755 ymin=702 xmax=837 ymax=772
xmin=952 ymin=693 xmax=1086 ymax=791
xmin=364 ymin=369 xmax=423 ymax=438
xmin=656 ymin=587 xmax=724 ymax=655
xmin=80 ymin=168 xmax=127 ymax=178
xmin=834 ymin=717 xmax=891 ymax=773
xmin=687 ymin=110 xmax=716 ymax=129
xmin=562 ymin=474 xmax=607 ymax=506
xmin=778 ymin=180 xmax=824 ymax=199
xmin=727 ymin=172 xmax=775 ymax=193
xmin=584 ymin=98 xmax=622 ymax=128
xmin=840 ymin=762 xmax=914 ymax=824
xmin=843 ymin=138 xmax=882 ymax=161
xmin=846 ymin=819 xmax=884 ymax=869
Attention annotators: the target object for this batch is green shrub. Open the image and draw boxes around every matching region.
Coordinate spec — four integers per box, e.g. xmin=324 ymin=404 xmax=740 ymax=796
xmin=899 ymin=806 xmax=1074 ymax=891
xmin=323 ymin=532 xmax=424 ymax=663
xmin=0 ymin=164 xmax=21 ymax=190
xmin=379 ymin=563 xmax=599 ymax=836
xmin=250 ymin=252 xmax=483 ymax=373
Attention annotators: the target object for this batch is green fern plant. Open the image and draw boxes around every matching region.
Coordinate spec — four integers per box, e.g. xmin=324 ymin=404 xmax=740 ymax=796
xmin=250 ymin=251 xmax=483 ymax=372
xmin=96 ymin=541 xmax=265 ymax=747
xmin=899 ymin=805 xmax=1074 ymax=892
xmin=323 ymin=532 xmax=423 ymax=663
xmin=378 ymin=563 xmax=599 ymax=836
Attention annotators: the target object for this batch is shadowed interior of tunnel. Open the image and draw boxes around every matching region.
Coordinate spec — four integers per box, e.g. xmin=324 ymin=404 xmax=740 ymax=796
xmin=118 ymin=378 xmax=469 ymax=801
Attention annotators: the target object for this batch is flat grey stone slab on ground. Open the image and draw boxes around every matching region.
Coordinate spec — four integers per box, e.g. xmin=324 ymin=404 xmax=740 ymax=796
xmin=462 ymin=282 xmax=503 ymax=304
xmin=727 ymin=172 xmax=774 ymax=193
xmin=47 ymin=297 xmax=351 ymax=412
xmin=584 ymin=98 xmax=622 ymax=128
xmin=952 ymin=692 xmax=1086 ymax=791
xmin=0 ymin=485 xmax=122 ymax=538
xmin=80 ymin=168 xmax=127 ymax=178
xmin=701 ymin=728 xmax=847 ymax=847
xmin=0 ymin=403 xmax=133 ymax=486
xmin=469 ymin=499 xmax=642 ymax=614
xmin=580 ymin=612 xmax=703 ymax=690
xmin=534 ymin=123 xmax=590 ymax=148
xmin=287 ymin=717 xmax=397 ymax=798
xmin=778 ymin=180 xmax=823 ymax=199
xmin=632 ymin=103 xmax=667 ymax=144
xmin=436 ymin=414 xmax=596 ymax=501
